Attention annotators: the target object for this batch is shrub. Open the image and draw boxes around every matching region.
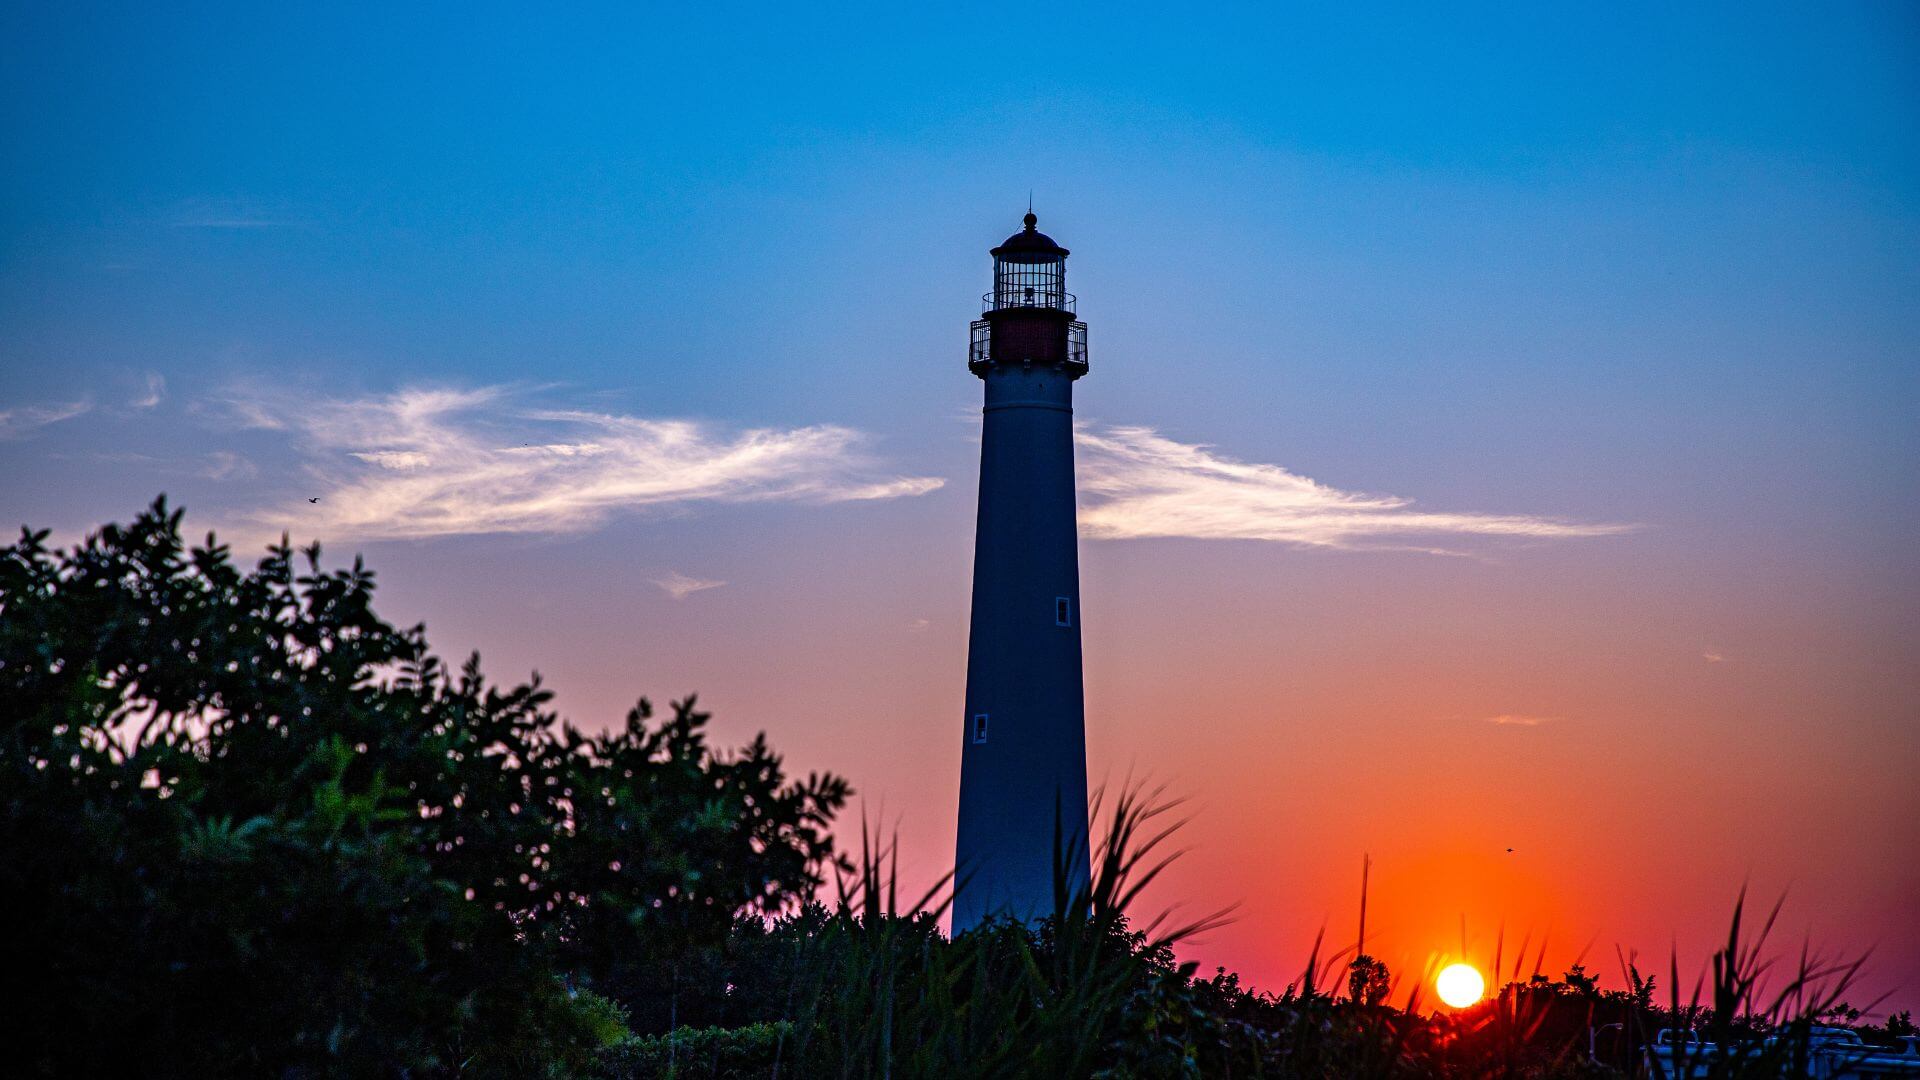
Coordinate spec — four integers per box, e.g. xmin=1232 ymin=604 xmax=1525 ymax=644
xmin=591 ymin=1022 xmax=794 ymax=1079
xmin=0 ymin=500 xmax=845 ymax=1077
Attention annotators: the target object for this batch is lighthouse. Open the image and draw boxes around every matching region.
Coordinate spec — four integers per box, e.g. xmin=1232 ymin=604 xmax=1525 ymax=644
xmin=952 ymin=212 xmax=1092 ymax=931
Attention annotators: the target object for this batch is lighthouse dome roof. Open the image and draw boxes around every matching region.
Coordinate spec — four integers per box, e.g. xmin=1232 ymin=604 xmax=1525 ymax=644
xmin=991 ymin=212 xmax=1069 ymax=260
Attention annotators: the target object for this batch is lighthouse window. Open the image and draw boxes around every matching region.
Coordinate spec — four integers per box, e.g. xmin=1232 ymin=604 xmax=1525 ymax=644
xmin=992 ymin=257 xmax=1066 ymax=311
xmin=971 ymin=713 xmax=990 ymax=744
xmin=1054 ymin=597 xmax=1072 ymax=627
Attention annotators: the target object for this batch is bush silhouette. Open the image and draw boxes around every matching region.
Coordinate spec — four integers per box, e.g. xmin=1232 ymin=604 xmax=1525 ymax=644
xmin=0 ymin=499 xmax=847 ymax=1076
xmin=2 ymin=500 xmax=1886 ymax=1078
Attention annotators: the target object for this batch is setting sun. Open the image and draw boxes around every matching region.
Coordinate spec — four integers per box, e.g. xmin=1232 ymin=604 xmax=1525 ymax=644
xmin=1435 ymin=963 xmax=1486 ymax=1008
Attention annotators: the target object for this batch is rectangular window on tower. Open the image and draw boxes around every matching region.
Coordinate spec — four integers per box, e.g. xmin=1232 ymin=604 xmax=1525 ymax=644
xmin=1055 ymin=597 xmax=1072 ymax=627
xmin=971 ymin=713 xmax=990 ymax=744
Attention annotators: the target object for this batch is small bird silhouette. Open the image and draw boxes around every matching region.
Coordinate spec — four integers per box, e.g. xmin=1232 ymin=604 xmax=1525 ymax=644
xmin=308 ymin=497 xmax=319 ymax=504
xmin=1506 ymin=848 xmax=1515 ymax=854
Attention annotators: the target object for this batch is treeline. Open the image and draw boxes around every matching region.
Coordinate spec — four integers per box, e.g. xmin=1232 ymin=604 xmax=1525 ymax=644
xmin=2 ymin=501 xmax=1898 ymax=1078
xmin=2 ymin=500 xmax=844 ymax=1075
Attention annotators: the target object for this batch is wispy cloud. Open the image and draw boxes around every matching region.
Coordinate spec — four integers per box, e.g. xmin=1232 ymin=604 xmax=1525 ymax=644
xmin=202 ymin=451 xmax=256 ymax=481
xmin=165 ymin=197 xmax=294 ymax=231
xmin=85 ymin=449 xmax=256 ymax=482
xmin=1484 ymin=714 xmax=1559 ymax=727
xmin=652 ymin=571 xmax=727 ymax=600
xmin=0 ymin=398 xmax=93 ymax=440
xmin=131 ymin=373 xmax=166 ymax=409
xmin=1702 ymin=651 xmax=1727 ymax=663
xmin=1075 ymin=425 xmax=1633 ymax=552
xmin=222 ymin=394 xmax=288 ymax=430
xmin=228 ymin=384 xmax=944 ymax=541
xmin=351 ymin=450 xmax=432 ymax=470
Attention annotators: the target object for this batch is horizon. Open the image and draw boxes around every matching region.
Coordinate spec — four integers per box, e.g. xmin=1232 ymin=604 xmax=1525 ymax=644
xmin=2 ymin=3 xmax=1915 ymax=1016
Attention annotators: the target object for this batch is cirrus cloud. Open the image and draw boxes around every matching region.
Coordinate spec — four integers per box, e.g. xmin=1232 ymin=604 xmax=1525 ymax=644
xmin=1484 ymin=714 xmax=1560 ymax=727
xmin=131 ymin=372 xmax=166 ymax=409
xmin=0 ymin=398 xmax=93 ymax=440
xmin=652 ymin=571 xmax=727 ymax=600
xmin=229 ymin=384 xmax=943 ymax=541
xmin=1075 ymin=425 xmax=1633 ymax=552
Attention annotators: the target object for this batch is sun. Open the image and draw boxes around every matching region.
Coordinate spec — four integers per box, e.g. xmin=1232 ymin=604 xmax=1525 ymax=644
xmin=1435 ymin=963 xmax=1485 ymax=1008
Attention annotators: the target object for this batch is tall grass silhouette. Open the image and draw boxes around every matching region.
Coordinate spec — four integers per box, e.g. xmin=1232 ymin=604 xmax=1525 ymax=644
xmin=593 ymin=789 xmax=1896 ymax=1079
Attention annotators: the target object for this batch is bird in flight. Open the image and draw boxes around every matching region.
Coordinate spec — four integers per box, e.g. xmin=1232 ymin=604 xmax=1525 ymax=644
xmin=308 ymin=497 xmax=320 ymax=504
xmin=1506 ymin=848 xmax=1515 ymax=854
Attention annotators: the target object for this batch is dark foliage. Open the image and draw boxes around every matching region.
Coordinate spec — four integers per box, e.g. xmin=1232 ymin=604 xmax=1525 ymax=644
xmin=0 ymin=500 xmax=846 ymax=1077
xmin=2 ymin=501 xmax=1894 ymax=1079
xmin=1349 ymin=954 xmax=1392 ymax=1007
xmin=590 ymin=1022 xmax=793 ymax=1080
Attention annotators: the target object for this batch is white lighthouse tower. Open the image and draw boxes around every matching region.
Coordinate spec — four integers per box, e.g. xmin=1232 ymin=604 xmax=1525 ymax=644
xmin=952 ymin=212 xmax=1092 ymax=931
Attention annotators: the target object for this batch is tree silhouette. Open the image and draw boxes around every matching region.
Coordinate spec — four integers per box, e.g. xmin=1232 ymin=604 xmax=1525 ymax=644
xmin=0 ymin=499 xmax=846 ymax=1077
xmin=1347 ymin=953 xmax=1391 ymax=1007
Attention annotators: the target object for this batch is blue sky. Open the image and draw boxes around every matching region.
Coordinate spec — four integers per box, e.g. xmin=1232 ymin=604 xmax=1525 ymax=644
xmin=6 ymin=4 xmax=1915 ymax=518
xmin=3 ymin=2 xmax=1917 ymax=1004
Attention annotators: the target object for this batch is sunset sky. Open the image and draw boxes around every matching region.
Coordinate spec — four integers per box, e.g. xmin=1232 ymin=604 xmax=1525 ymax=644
xmin=3 ymin=5 xmax=1916 ymax=1011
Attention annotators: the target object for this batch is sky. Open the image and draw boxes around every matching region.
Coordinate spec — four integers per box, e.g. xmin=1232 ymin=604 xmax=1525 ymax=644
xmin=3 ymin=3 xmax=1917 ymax=1013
